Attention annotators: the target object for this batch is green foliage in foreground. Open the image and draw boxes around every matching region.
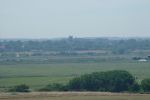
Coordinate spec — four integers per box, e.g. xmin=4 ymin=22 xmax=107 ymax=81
xmin=68 ymin=70 xmax=138 ymax=92
xmin=40 ymin=70 xmax=141 ymax=92
xmin=141 ymin=79 xmax=150 ymax=92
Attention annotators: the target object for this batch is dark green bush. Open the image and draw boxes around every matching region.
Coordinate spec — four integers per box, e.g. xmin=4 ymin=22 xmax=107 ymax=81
xmin=128 ymin=82 xmax=141 ymax=92
xmin=68 ymin=70 xmax=136 ymax=92
xmin=141 ymin=78 xmax=150 ymax=92
xmin=9 ymin=84 xmax=30 ymax=92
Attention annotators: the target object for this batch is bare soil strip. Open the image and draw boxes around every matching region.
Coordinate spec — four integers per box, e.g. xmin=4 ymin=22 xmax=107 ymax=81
xmin=0 ymin=92 xmax=149 ymax=99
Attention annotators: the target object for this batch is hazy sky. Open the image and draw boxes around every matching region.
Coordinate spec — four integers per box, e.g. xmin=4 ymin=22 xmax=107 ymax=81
xmin=0 ymin=0 xmax=150 ymax=38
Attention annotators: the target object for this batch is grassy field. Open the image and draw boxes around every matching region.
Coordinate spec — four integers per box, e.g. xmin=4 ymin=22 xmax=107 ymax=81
xmin=0 ymin=61 xmax=150 ymax=91
xmin=0 ymin=92 xmax=150 ymax=100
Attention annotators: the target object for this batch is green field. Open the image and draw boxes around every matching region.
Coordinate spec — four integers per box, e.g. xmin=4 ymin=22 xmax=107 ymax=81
xmin=0 ymin=60 xmax=150 ymax=91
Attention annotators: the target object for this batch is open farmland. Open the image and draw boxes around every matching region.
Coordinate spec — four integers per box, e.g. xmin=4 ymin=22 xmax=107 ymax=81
xmin=0 ymin=92 xmax=150 ymax=100
xmin=0 ymin=59 xmax=150 ymax=91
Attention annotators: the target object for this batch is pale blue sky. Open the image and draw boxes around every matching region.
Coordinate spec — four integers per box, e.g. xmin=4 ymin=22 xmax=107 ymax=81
xmin=0 ymin=0 xmax=150 ymax=38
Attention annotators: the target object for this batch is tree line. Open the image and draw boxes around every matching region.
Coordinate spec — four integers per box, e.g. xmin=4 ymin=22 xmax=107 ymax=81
xmin=1 ymin=38 xmax=150 ymax=54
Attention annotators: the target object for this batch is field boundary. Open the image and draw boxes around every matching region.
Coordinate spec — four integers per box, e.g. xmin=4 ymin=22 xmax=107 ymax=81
xmin=0 ymin=92 xmax=149 ymax=99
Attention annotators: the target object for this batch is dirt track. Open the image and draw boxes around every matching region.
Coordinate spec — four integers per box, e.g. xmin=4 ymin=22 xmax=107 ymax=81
xmin=0 ymin=92 xmax=150 ymax=100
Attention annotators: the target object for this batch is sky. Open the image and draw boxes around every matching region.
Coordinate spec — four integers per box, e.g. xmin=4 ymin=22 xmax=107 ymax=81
xmin=0 ymin=0 xmax=150 ymax=39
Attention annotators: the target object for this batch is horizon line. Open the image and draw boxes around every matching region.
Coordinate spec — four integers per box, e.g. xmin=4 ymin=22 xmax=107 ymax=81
xmin=1 ymin=36 xmax=150 ymax=40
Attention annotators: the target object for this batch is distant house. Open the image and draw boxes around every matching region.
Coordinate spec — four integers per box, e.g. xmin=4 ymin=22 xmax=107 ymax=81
xmin=16 ymin=53 xmax=20 ymax=58
xmin=138 ymin=59 xmax=147 ymax=62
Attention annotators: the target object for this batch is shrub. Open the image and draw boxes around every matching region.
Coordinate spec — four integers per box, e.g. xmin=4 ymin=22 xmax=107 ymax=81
xmin=128 ymin=82 xmax=141 ymax=92
xmin=9 ymin=84 xmax=30 ymax=92
xmin=68 ymin=70 xmax=136 ymax=92
xmin=68 ymin=77 xmax=83 ymax=91
xmin=141 ymin=78 xmax=150 ymax=92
